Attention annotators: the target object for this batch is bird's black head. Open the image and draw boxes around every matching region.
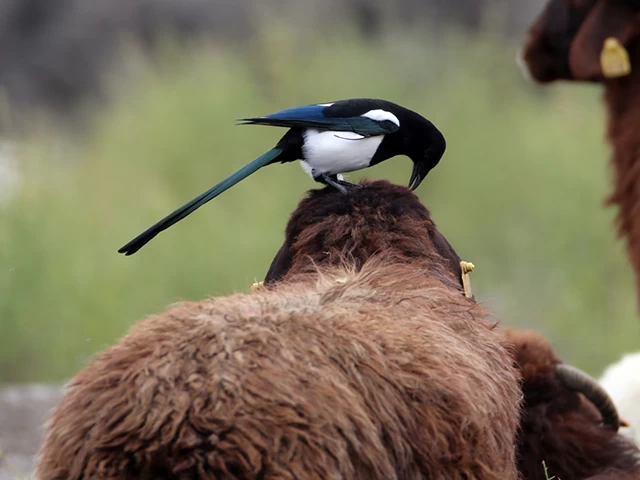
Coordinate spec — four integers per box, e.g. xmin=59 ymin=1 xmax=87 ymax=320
xmin=405 ymin=114 xmax=447 ymax=191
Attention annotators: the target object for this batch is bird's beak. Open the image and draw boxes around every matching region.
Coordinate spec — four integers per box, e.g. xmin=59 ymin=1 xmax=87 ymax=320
xmin=409 ymin=163 xmax=426 ymax=191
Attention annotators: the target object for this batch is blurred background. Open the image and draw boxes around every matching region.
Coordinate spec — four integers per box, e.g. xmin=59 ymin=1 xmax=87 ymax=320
xmin=1 ymin=0 xmax=639 ymax=474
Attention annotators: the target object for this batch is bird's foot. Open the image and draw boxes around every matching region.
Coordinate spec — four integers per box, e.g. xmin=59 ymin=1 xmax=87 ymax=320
xmin=332 ymin=182 xmax=349 ymax=195
xmin=318 ymin=173 xmax=353 ymax=195
xmin=337 ymin=179 xmax=363 ymax=190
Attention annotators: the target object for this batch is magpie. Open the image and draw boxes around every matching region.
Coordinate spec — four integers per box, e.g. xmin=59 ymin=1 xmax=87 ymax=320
xmin=118 ymin=98 xmax=446 ymax=256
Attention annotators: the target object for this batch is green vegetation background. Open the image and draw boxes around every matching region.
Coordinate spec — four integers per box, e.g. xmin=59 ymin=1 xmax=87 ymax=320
xmin=1 ymin=28 xmax=638 ymax=383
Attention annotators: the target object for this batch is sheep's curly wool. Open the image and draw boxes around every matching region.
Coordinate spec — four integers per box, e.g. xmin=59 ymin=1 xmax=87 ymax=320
xmin=37 ymin=181 xmax=522 ymax=480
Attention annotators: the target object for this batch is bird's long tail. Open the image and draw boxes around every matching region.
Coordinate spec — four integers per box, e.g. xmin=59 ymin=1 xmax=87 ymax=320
xmin=118 ymin=147 xmax=283 ymax=256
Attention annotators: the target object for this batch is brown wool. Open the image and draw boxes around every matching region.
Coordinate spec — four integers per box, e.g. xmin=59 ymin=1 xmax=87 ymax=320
xmin=37 ymin=181 xmax=522 ymax=480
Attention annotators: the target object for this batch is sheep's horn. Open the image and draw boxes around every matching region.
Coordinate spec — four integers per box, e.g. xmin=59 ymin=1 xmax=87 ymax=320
xmin=556 ymin=364 xmax=621 ymax=431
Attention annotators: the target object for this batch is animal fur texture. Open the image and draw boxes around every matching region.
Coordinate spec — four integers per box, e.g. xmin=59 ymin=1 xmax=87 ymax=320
xmin=507 ymin=329 xmax=640 ymax=480
xmin=264 ymin=180 xmax=464 ymax=287
xmin=36 ymin=180 xmax=522 ymax=480
xmin=519 ymin=0 xmax=640 ymax=310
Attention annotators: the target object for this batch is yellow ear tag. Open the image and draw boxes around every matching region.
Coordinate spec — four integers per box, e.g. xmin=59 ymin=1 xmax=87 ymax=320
xmin=250 ymin=281 xmax=264 ymax=291
xmin=460 ymin=261 xmax=475 ymax=299
xmin=600 ymin=37 xmax=631 ymax=79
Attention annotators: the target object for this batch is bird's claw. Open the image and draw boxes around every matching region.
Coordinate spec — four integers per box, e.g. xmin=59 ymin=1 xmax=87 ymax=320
xmin=339 ymin=180 xmax=363 ymax=189
xmin=319 ymin=173 xmax=361 ymax=195
xmin=338 ymin=181 xmax=363 ymax=195
xmin=335 ymin=183 xmax=349 ymax=195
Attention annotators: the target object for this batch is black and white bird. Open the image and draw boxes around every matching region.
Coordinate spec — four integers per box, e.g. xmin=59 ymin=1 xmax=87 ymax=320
xmin=118 ymin=98 xmax=446 ymax=255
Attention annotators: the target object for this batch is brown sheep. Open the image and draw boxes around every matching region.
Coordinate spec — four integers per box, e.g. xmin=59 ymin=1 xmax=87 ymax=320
xmin=518 ymin=0 xmax=640 ymax=308
xmin=36 ymin=180 xmax=522 ymax=480
xmin=257 ymin=180 xmax=640 ymax=479
xmin=508 ymin=329 xmax=640 ymax=480
xmin=237 ymin=179 xmax=640 ymax=480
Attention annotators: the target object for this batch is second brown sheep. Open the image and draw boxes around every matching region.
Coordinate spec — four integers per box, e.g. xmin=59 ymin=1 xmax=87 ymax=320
xmin=508 ymin=329 xmax=640 ymax=480
xmin=519 ymin=0 xmax=640 ymax=310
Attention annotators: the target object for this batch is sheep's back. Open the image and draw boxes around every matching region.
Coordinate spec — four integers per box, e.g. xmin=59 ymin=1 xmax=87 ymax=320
xmin=36 ymin=266 xmax=521 ymax=480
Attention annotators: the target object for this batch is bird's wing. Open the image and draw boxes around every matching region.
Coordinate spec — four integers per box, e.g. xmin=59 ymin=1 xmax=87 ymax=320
xmin=238 ymin=104 xmax=399 ymax=137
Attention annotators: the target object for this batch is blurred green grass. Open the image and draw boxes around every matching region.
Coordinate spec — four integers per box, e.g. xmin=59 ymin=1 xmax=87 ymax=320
xmin=1 ymin=28 xmax=638 ymax=383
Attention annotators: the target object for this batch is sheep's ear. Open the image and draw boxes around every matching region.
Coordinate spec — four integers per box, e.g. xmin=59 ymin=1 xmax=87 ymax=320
xmin=569 ymin=0 xmax=638 ymax=80
xmin=431 ymin=230 xmax=463 ymax=284
xmin=264 ymin=242 xmax=294 ymax=285
xmin=519 ymin=0 xmax=595 ymax=83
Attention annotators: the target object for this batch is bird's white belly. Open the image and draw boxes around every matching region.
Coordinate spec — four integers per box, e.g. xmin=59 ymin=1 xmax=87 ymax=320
xmin=301 ymin=129 xmax=384 ymax=177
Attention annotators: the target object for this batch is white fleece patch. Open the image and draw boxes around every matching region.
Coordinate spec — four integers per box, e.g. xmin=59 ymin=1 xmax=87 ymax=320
xmin=362 ymin=109 xmax=400 ymax=127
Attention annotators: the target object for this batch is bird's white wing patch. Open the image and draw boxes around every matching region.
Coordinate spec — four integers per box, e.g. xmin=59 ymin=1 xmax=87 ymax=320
xmin=318 ymin=102 xmax=335 ymax=107
xmin=302 ymin=129 xmax=383 ymax=176
xmin=362 ymin=109 xmax=400 ymax=127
